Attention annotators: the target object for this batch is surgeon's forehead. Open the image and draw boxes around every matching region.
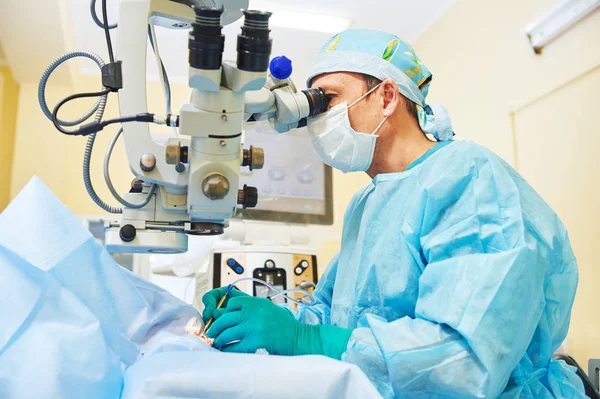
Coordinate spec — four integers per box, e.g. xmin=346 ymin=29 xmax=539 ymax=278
xmin=310 ymin=72 xmax=364 ymax=90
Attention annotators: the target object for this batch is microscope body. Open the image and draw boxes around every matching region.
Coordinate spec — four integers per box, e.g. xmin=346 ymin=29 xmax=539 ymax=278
xmin=106 ymin=1 xmax=267 ymax=253
xmin=104 ymin=0 xmax=330 ymax=254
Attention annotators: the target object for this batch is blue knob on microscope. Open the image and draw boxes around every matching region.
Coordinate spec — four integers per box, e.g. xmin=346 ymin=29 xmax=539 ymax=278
xmin=269 ymin=56 xmax=293 ymax=80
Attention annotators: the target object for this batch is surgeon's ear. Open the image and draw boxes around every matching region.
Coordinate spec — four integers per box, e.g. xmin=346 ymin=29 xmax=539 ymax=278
xmin=381 ymin=79 xmax=400 ymax=117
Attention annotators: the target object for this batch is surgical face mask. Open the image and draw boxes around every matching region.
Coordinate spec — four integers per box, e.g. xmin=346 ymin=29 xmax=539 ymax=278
xmin=307 ymin=84 xmax=387 ymax=173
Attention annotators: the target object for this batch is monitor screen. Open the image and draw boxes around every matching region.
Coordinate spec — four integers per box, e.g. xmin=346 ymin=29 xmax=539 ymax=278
xmin=235 ymin=120 xmax=333 ymax=225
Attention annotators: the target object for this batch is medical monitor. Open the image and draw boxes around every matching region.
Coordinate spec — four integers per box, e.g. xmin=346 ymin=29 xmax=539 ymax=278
xmin=234 ymin=120 xmax=333 ymax=225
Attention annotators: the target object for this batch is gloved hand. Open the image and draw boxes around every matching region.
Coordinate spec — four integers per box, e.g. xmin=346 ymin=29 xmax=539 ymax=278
xmin=201 ymin=286 xmax=250 ymax=323
xmin=206 ymin=296 xmax=353 ymax=359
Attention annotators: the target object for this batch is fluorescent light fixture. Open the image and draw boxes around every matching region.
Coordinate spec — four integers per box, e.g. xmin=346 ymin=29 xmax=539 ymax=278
xmin=525 ymin=0 xmax=600 ymax=54
xmin=248 ymin=1 xmax=352 ymax=34
xmin=268 ymin=10 xmax=352 ymax=34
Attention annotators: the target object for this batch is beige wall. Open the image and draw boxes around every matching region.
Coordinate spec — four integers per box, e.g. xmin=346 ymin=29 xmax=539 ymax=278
xmin=0 ymin=66 xmax=19 ymax=211
xmin=513 ymin=66 xmax=600 ymax=370
xmin=414 ymin=0 xmax=600 ymax=366
xmin=10 ymin=83 xmax=73 ymax=204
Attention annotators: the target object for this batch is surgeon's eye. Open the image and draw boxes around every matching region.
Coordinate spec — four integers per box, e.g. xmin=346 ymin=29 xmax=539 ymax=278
xmin=327 ymin=94 xmax=339 ymax=109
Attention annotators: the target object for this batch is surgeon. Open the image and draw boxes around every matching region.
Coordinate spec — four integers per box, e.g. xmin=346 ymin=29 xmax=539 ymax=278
xmin=202 ymin=29 xmax=585 ymax=398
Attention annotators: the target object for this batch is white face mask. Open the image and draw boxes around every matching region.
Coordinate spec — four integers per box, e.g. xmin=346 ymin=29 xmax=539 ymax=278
xmin=307 ymin=83 xmax=387 ymax=173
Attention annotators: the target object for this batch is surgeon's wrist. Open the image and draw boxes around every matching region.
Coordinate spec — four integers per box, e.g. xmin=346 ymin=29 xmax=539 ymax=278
xmin=295 ymin=323 xmax=353 ymax=360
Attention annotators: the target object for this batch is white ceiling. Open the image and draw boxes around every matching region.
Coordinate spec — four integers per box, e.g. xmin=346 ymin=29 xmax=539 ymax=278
xmin=71 ymin=0 xmax=455 ymax=87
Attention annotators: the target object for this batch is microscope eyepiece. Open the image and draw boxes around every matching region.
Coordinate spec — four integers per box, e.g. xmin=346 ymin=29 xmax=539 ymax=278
xmin=189 ymin=7 xmax=225 ymax=70
xmin=295 ymin=87 xmax=331 ymax=129
xmin=302 ymin=87 xmax=331 ymax=117
xmin=242 ymin=10 xmax=272 ymax=32
xmin=236 ymin=10 xmax=273 ymax=72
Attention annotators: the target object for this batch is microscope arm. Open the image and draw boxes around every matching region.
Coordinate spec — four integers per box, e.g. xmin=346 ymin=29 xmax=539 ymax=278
xmin=117 ymin=0 xmax=193 ymax=192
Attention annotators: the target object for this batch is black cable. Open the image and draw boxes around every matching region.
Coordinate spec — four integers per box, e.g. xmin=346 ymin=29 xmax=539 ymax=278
xmin=78 ymin=113 xmax=157 ymax=136
xmin=90 ymin=0 xmax=117 ymax=30
xmin=102 ymin=115 xmax=141 ymax=126
xmin=52 ymin=89 xmax=111 ymax=135
xmin=102 ymin=0 xmax=115 ymax=62
xmin=51 ymin=88 xmax=163 ymax=135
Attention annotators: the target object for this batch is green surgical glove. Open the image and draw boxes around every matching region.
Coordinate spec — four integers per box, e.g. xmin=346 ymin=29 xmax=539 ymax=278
xmin=206 ymin=296 xmax=353 ymax=359
xmin=201 ymin=286 xmax=250 ymax=324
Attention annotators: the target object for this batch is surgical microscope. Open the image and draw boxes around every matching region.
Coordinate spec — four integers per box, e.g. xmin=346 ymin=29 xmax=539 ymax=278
xmin=41 ymin=0 xmax=331 ymax=255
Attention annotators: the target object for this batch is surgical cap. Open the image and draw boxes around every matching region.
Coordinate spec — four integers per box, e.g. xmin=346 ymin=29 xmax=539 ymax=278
xmin=308 ymin=29 xmax=454 ymax=141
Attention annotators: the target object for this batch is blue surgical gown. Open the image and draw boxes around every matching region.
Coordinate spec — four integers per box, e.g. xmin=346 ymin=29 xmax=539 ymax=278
xmin=295 ymin=141 xmax=585 ymax=398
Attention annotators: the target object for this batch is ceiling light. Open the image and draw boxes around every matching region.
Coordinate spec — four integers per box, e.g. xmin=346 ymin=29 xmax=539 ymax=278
xmin=247 ymin=1 xmax=352 ymax=34
xmin=268 ymin=10 xmax=352 ymax=34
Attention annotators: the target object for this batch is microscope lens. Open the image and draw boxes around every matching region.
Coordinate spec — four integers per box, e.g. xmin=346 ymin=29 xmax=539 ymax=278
xmin=189 ymin=7 xmax=225 ymax=70
xmin=236 ymin=10 xmax=273 ymax=72
xmin=302 ymin=88 xmax=331 ymax=117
